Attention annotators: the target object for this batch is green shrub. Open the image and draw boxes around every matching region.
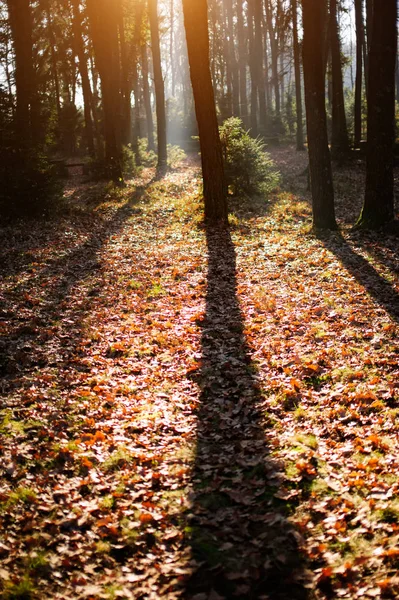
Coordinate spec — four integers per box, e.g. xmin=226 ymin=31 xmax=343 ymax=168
xmin=167 ymin=144 xmax=186 ymax=168
xmin=219 ymin=117 xmax=279 ymax=196
xmin=138 ymin=138 xmax=157 ymax=167
xmin=121 ymin=144 xmax=137 ymax=178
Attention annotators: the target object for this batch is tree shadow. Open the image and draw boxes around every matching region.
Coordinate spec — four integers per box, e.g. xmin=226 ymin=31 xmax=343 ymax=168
xmin=318 ymin=231 xmax=399 ymax=323
xmin=349 ymin=229 xmax=399 ymax=279
xmin=0 ymin=179 xmax=159 ymax=385
xmin=184 ymin=225 xmax=311 ymax=599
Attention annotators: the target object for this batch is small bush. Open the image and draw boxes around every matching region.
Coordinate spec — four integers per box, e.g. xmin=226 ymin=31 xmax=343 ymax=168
xmin=138 ymin=138 xmax=157 ymax=167
xmin=167 ymin=143 xmax=186 ymax=168
xmin=121 ymin=144 xmax=137 ymax=179
xmin=219 ymin=117 xmax=279 ymax=196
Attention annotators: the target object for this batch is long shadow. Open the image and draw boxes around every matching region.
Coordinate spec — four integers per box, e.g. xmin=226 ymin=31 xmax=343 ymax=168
xmin=319 ymin=231 xmax=399 ymax=323
xmin=0 ymin=180 xmax=157 ymax=386
xmin=351 ymin=229 xmax=399 ymax=278
xmin=185 ymin=225 xmax=310 ymax=599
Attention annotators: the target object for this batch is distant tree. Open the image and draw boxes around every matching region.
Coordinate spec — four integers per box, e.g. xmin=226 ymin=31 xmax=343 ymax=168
xmin=291 ymin=0 xmax=304 ymax=151
xmin=354 ymin=0 xmax=365 ymax=148
xmin=357 ymin=0 xmax=397 ymax=228
xmin=182 ymin=0 xmax=228 ymax=223
xmin=329 ymin=0 xmax=349 ymax=157
xmin=301 ymin=0 xmax=336 ymax=229
xmin=148 ymin=0 xmax=167 ymax=168
xmin=6 ymin=0 xmax=40 ymax=146
xmin=71 ymin=0 xmax=95 ymax=157
xmin=87 ymin=0 xmax=123 ymax=181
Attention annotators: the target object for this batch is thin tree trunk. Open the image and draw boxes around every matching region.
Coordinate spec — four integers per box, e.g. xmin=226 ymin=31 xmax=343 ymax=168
xmin=236 ymin=0 xmax=248 ymax=126
xmin=148 ymin=0 xmax=167 ymax=168
xmin=330 ymin=0 xmax=349 ymax=157
xmin=117 ymin=0 xmax=132 ymax=147
xmin=141 ymin=43 xmax=155 ymax=151
xmin=248 ymin=1 xmax=258 ymax=135
xmin=72 ymin=0 xmax=95 ymax=157
xmin=182 ymin=0 xmax=228 ymax=223
xmin=44 ymin=0 xmax=61 ymax=122
xmin=291 ymin=0 xmax=304 ymax=150
xmin=226 ymin=0 xmax=240 ymax=116
xmin=302 ymin=0 xmax=336 ymax=229
xmin=354 ymin=0 xmax=364 ymax=148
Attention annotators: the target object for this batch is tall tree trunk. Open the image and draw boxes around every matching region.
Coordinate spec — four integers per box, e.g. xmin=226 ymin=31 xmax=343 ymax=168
xmin=7 ymin=0 xmax=39 ymax=147
xmin=253 ymin=0 xmax=267 ymax=133
xmin=291 ymin=0 xmax=304 ymax=150
xmin=226 ymin=0 xmax=240 ymax=116
xmin=130 ymin=0 xmax=144 ymax=165
xmin=330 ymin=0 xmax=349 ymax=157
xmin=87 ymin=0 xmax=123 ymax=181
xmin=248 ymin=1 xmax=258 ymax=135
xmin=117 ymin=0 xmax=132 ymax=148
xmin=44 ymin=0 xmax=61 ymax=122
xmin=71 ymin=0 xmax=95 ymax=157
xmin=354 ymin=0 xmax=364 ymax=148
xmin=302 ymin=0 xmax=336 ymax=229
xmin=364 ymin=0 xmax=373 ymax=95
xmin=236 ymin=0 xmax=248 ymax=126
xmin=266 ymin=0 xmax=282 ymax=129
xmin=182 ymin=0 xmax=228 ymax=223
xmin=141 ymin=42 xmax=155 ymax=151
xmin=357 ymin=0 xmax=397 ymax=228
xmin=170 ymin=0 xmax=175 ymax=96
xmin=148 ymin=0 xmax=167 ymax=168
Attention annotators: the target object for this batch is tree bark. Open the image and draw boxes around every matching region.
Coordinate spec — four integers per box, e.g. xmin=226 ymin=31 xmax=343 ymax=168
xmin=330 ymin=0 xmax=349 ymax=157
xmin=357 ymin=0 xmax=397 ymax=228
xmin=141 ymin=42 xmax=155 ymax=151
xmin=291 ymin=0 xmax=304 ymax=150
xmin=71 ymin=0 xmax=95 ymax=157
xmin=301 ymin=0 xmax=336 ymax=229
xmin=236 ymin=0 xmax=248 ymax=126
xmin=7 ymin=0 xmax=40 ymax=147
xmin=182 ymin=0 xmax=228 ymax=223
xmin=354 ymin=0 xmax=364 ymax=148
xmin=87 ymin=0 xmax=123 ymax=181
xmin=148 ymin=0 xmax=167 ymax=168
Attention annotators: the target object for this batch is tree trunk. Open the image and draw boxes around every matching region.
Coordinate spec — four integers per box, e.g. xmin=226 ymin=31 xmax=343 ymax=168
xmin=357 ymin=0 xmax=397 ymax=228
xmin=7 ymin=0 xmax=39 ymax=147
xmin=87 ymin=0 xmax=123 ymax=181
xmin=71 ymin=0 xmax=95 ymax=157
xmin=302 ymin=0 xmax=336 ymax=229
xmin=236 ymin=0 xmax=248 ymax=127
xmin=226 ymin=0 xmax=240 ymax=116
xmin=148 ymin=0 xmax=167 ymax=168
xmin=248 ymin=2 xmax=258 ymax=135
xmin=291 ymin=0 xmax=304 ymax=150
xmin=253 ymin=0 xmax=267 ymax=134
xmin=330 ymin=0 xmax=349 ymax=157
xmin=141 ymin=42 xmax=155 ymax=151
xmin=117 ymin=0 xmax=132 ymax=148
xmin=266 ymin=0 xmax=282 ymax=129
xmin=44 ymin=0 xmax=61 ymax=122
xmin=182 ymin=0 xmax=228 ymax=223
xmin=354 ymin=0 xmax=364 ymax=148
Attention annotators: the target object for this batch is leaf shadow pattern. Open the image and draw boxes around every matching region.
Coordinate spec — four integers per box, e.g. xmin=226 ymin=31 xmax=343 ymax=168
xmin=319 ymin=231 xmax=399 ymax=324
xmin=184 ymin=225 xmax=311 ymax=600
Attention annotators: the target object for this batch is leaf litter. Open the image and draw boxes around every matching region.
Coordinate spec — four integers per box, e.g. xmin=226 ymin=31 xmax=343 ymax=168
xmin=0 ymin=149 xmax=398 ymax=599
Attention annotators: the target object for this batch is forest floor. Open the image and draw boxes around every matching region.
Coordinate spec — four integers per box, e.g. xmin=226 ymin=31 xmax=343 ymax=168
xmin=0 ymin=147 xmax=399 ymax=600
